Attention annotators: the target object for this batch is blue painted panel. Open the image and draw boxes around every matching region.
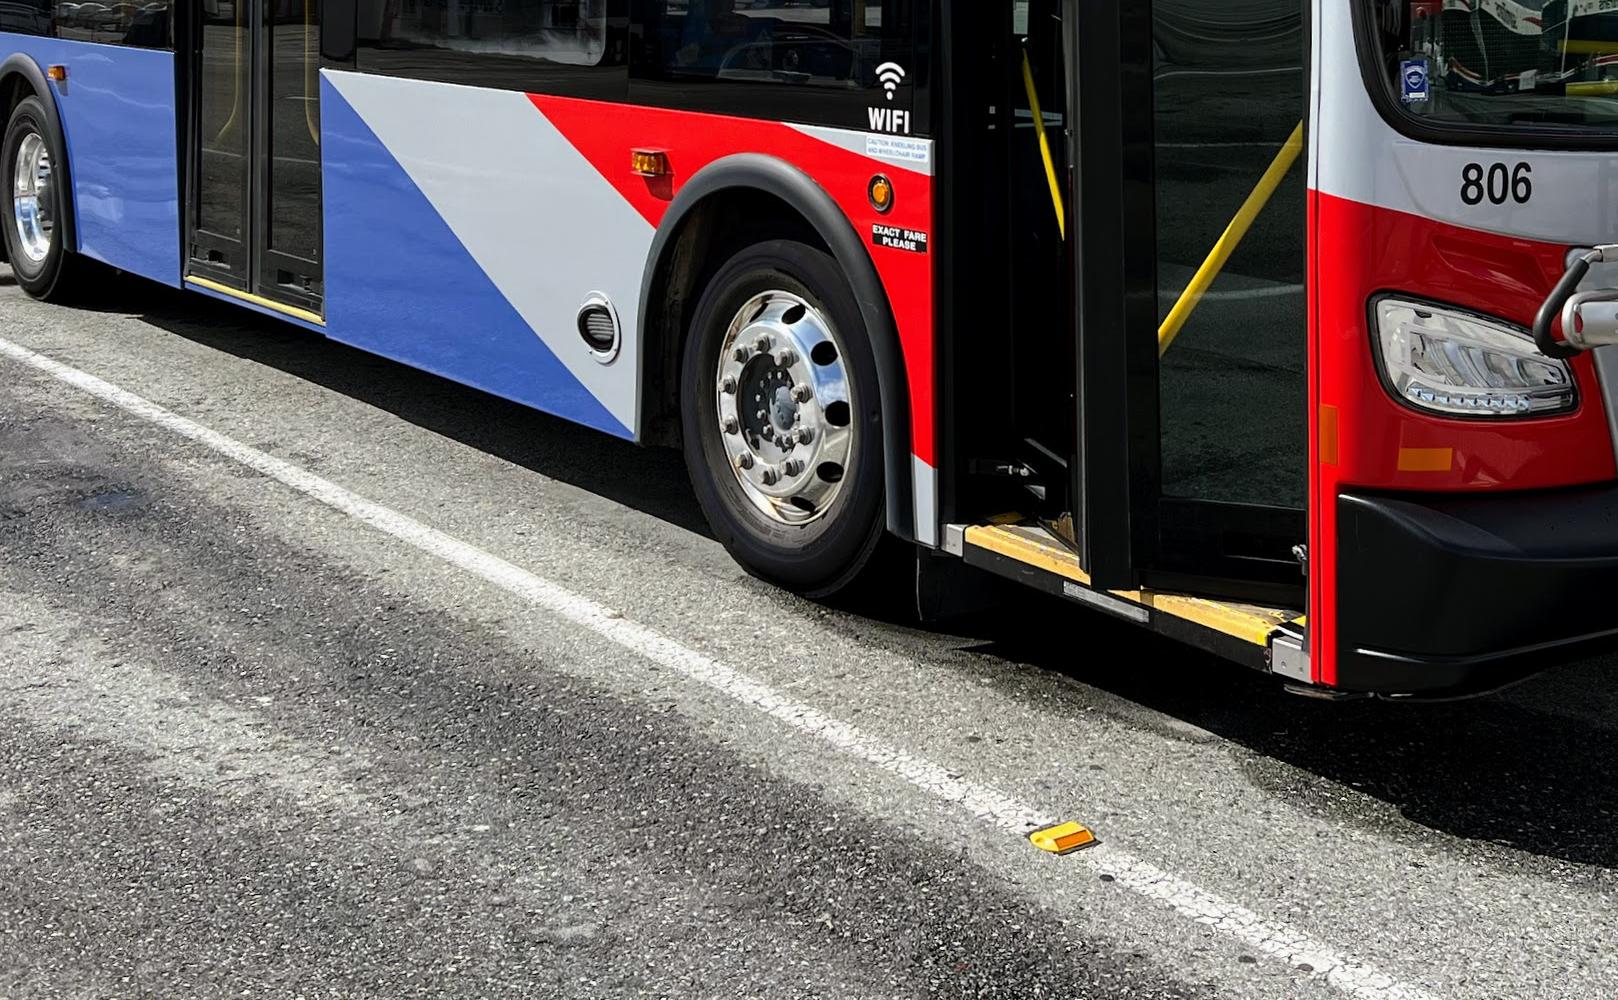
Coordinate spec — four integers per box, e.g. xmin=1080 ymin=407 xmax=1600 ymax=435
xmin=0 ymin=34 xmax=179 ymax=285
xmin=320 ymin=77 xmax=629 ymax=439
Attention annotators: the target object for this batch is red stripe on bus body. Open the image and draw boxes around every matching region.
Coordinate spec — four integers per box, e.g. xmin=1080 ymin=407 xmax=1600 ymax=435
xmin=528 ymin=94 xmax=939 ymax=465
xmin=1310 ymin=189 xmax=1617 ymax=684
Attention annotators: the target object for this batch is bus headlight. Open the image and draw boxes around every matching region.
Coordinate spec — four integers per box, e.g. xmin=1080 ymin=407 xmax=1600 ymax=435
xmin=1373 ymin=298 xmax=1577 ymax=417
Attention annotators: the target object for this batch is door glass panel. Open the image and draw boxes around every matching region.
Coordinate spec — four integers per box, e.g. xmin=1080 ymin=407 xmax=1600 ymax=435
xmin=1153 ymin=1 xmax=1307 ymax=508
xmin=198 ymin=0 xmax=250 ymax=240
xmin=267 ymin=0 xmax=322 ymax=265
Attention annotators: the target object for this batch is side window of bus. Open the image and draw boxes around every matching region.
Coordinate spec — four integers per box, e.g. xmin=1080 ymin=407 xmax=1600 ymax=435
xmin=9 ymin=0 xmax=173 ymax=47
xmin=631 ymin=0 xmax=923 ymax=135
xmin=354 ymin=0 xmax=629 ymax=101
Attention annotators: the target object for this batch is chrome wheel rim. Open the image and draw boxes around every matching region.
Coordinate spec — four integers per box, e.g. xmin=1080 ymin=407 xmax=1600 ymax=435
xmin=12 ymin=132 xmax=53 ymax=265
xmin=714 ymin=290 xmax=856 ymax=526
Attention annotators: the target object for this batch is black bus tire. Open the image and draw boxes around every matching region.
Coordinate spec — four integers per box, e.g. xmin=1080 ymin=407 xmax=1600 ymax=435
xmin=680 ymin=238 xmax=888 ymax=597
xmin=2 ymin=96 xmax=87 ymax=301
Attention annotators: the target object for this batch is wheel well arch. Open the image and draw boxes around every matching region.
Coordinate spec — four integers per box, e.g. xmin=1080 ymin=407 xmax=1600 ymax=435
xmin=638 ymin=153 xmax=915 ymax=542
xmin=0 ymin=69 xmax=26 ymax=115
xmin=0 ymin=54 xmax=77 ymax=253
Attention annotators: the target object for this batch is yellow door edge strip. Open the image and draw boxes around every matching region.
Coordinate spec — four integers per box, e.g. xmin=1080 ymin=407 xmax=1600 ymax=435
xmin=1157 ymin=120 xmax=1304 ymax=356
xmin=187 ymin=275 xmax=326 ymax=327
xmin=962 ymin=524 xmax=1298 ymax=647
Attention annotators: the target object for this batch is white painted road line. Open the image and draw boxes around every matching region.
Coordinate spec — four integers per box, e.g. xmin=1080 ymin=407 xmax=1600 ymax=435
xmin=0 ymin=334 xmax=1438 ymax=1000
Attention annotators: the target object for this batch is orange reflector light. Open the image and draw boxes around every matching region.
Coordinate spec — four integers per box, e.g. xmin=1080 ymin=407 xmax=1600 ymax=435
xmin=1029 ymin=821 xmax=1098 ymax=855
xmin=1397 ymin=446 xmax=1454 ymax=473
xmin=631 ymin=149 xmax=670 ymax=177
xmin=868 ymin=174 xmax=894 ymax=213
xmin=1318 ymin=404 xmax=1339 ymax=465
xmin=46 ymin=65 xmax=67 ymax=82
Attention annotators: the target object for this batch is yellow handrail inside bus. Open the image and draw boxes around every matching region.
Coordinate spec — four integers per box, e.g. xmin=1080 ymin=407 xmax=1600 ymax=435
xmin=1566 ymin=80 xmax=1618 ymax=97
xmin=1021 ymin=49 xmax=1065 ymax=239
xmin=307 ymin=0 xmax=320 ymax=145
xmin=214 ymin=3 xmax=245 ymax=145
xmin=1560 ymin=39 xmax=1618 ymax=56
xmin=1157 ymin=120 xmax=1305 ymax=356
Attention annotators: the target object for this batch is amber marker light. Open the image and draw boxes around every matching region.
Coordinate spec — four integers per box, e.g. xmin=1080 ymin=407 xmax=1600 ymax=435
xmin=868 ymin=174 xmax=894 ymax=213
xmin=46 ymin=65 xmax=67 ymax=82
xmin=631 ymin=149 xmax=670 ymax=177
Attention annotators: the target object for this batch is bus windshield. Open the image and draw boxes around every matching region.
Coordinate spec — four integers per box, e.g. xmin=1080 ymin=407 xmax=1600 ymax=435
xmin=1363 ymin=0 xmax=1618 ymax=131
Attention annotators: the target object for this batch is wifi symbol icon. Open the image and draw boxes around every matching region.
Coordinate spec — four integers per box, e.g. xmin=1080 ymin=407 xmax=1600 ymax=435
xmin=876 ymin=62 xmax=906 ymax=101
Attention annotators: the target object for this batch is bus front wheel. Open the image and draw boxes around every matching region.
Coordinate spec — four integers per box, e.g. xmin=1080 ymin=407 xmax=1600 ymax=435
xmin=680 ymin=239 xmax=887 ymax=597
xmin=2 ymin=96 xmax=85 ymax=301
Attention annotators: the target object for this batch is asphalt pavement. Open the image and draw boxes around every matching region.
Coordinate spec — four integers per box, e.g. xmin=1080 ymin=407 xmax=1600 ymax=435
xmin=2 ymin=266 xmax=1616 ymax=999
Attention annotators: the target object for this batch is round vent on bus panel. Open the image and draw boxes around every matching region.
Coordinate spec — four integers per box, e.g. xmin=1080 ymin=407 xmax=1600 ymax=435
xmin=576 ymin=292 xmax=621 ymax=364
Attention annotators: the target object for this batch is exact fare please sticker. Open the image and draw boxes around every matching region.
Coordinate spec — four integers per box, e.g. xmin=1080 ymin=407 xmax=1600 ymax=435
xmin=872 ymin=224 xmax=928 ymax=254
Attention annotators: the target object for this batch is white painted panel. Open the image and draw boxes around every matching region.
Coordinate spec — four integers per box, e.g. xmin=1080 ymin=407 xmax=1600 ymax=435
xmin=326 ymin=71 xmax=651 ymax=435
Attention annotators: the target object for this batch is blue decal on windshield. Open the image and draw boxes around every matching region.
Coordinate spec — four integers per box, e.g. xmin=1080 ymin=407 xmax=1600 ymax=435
xmin=1401 ymin=58 xmax=1430 ymax=103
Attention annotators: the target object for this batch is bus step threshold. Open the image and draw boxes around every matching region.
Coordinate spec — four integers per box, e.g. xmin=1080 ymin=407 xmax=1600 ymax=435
xmin=948 ymin=522 xmax=1304 ymax=671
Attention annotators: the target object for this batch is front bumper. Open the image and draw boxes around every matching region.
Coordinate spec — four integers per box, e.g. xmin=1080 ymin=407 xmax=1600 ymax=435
xmin=1336 ymin=485 xmax=1618 ymax=695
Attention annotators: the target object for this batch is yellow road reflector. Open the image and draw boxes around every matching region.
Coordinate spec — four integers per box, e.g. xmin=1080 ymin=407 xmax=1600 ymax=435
xmin=1029 ymin=821 xmax=1098 ymax=855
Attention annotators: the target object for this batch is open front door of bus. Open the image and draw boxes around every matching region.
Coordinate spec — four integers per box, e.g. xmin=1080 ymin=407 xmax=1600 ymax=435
xmin=947 ymin=1 xmax=1309 ymax=674
xmin=1066 ymin=0 xmax=1310 ymax=661
xmin=1066 ymin=0 xmax=1309 ymax=602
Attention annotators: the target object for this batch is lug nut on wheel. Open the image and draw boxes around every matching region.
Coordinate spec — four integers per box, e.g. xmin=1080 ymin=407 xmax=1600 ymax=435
xmin=797 ymin=427 xmax=813 ymax=443
xmin=792 ymin=384 xmax=812 ymax=403
xmin=784 ymin=460 xmax=805 ymax=477
xmin=720 ymin=376 xmax=737 ymax=394
xmin=722 ymin=417 xmax=739 ymax=435
xmin=775 ymin=349 xmax=798 ymax=368
xmin=761 ymin=466 xmax=780 ymax=486
xmin=755 ymin=334 xmax=773 ymax=354
xmin=736 ymin=453 xmax=755 ymax=471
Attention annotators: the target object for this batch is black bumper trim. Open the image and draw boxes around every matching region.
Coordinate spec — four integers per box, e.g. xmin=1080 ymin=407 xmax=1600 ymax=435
xmin=1337 ymin=484 xmax=1618 ymax=695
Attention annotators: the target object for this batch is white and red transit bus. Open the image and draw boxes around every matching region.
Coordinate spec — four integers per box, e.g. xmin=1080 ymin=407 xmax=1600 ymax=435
xmin=2 ymin=0 xmax=1615 ymax=696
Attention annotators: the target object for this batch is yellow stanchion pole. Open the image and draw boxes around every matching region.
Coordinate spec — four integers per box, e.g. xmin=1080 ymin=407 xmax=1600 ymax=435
xmin=1157 ymin=121 xmax=1304 ymax=356
xmin=1021 ymin=50 xmax=1066 ymax=239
